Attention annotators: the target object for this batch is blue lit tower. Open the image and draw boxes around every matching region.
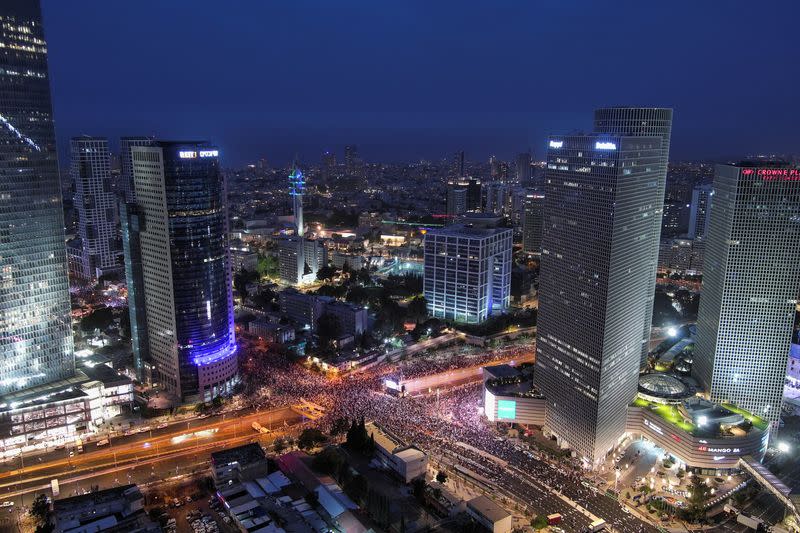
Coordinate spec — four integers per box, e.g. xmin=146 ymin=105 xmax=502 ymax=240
xmin=126 ymin=142 xmax=238 ymax=402
xmin=289 ymin=167 xmax=306 ymax=282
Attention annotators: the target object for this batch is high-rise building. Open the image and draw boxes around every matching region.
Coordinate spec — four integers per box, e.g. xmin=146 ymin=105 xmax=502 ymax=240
xmin=0 ymin=0 xmax=74 ymax=395
xmin=446 ymin=181 xmax=468 ymax=218
xmin=594 ymin=107 xmax=673 ymax=367
xmin=120 ymin=137 xmax=154 ymax=203
xmin=484 ymin=182 xmax=510 ymax=216
xmin=344 ymin=145 xmax=358 ymax=175
xmin=126 ymin=142 xmax=238 ymax=402
xmin=120 ymin=201 xmax=149 ymax=383
xmin=534 ymin=133 xmax=664 ymax=466
xmin=516 ymin=152 xmax=532 ymax=182
xmin=465 ymin=178 xmax=482 ymax=212
xmin=694 ymin=163 xmax=800 ymax=429
xmin=423 ymin=223 xmax=512 ymax=324
xmin=321 ymin=150 xmax=336 ymax=179
xmin=71 ymin=136 xmax=120 ymax=281
xmin=522 ymin=192 xmax=544 ymax=254
xmin=452 ymin=150 xmax=465 ymax=178
xmin=688 ymin=184 xmax=713 ymax=239
xmin=661 ymin=200 xmax=689 ymax=237
xmin=278 ymin=168 xmax=326 ymax=285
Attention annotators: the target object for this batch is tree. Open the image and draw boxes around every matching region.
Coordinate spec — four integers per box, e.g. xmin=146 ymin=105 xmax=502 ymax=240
xmin=273 ymin=438 xmax=287 ymax=454
xmin=330 ymin=417 xmax=350 ymax=436
xmin=687 ymin=475 xmax=711 ymax=521
xmin=435 ymin=471 xmax=448 ymax=484
xmin=80 ymin=307 xmax=114 ymax=333
xmin=30 ymin=494 xmax=53 ymax=533
xmin=256 ymin=254 xmax=279 ymax=279
xmin=298 ymin=428 xmax=327 ymax=450
xmin=531 ymin=515 xmax=548 ymax=530
xmin=411 ymin=477 xmax=426 ymax=502
xmin=344 ymin=474 xmax=369 ymax=505
xmin=316 ymin=264 xmax=338 ymax=282
xmin=357 ymin=267 xmax=371 ymax=285
xmin=407 ymin=296 xmax=428 ymax=324
xmin=312 ymin=446 xmax=346 ymax=476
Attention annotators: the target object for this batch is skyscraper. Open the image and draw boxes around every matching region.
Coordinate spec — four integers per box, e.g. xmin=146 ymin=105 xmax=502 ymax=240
xmin=278 ymin=168 xmax=326 ymax=285
xmin=424 ymin=223 xmax=512 ymax=324
xmin=344 ymin=145 xmax=358 ymax=175
xmin=120 ymin=137 xmax=154 ymax=203
xmin=446 ymin=181 xmax=468 ymax=218
xmin=594 ymin=107 xmax=673 ymax=366
xmin=688 ymin=183 xmax=713 ymax=239
xmin=452 ymin=150 xmax=465 ymax=178
xmin=516 ymin=152 xmax=532 ymax=182
xmin=127 ymin=142 xmax=238 ymax=402
xmin=534 ymin=133 xmax=664 ymax=465
xmin=522 ymin=192 xmax=544 ymax=254
xmin=0 ymin=0 xmax=74 ymax=394
xmin=71 ymin=136 xmax=120 ymax=281
xmin=694 ymin=163 xmax=800 ymax=429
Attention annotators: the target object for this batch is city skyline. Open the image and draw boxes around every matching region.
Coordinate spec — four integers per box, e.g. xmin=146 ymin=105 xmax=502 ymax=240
xmin=41 ymin=1 xmax=800 ymax=167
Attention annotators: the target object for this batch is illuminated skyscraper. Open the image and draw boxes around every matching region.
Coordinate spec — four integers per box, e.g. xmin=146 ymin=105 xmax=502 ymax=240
xmin=344 ymin=145 xmax=359 ymax=175
xmin=278 ymin=168 xmax=326 ymax=285
xmin=127 ymin=142 xmax=237 ymax=401
xmin=522 ymin=192 xmax=544 ymax=254
xmin=534 ymin=134 xmax=663 ymax=466
xmin=594 ymin=107 xmax=673 ymax=366
xmin=688 ymin=184 xmax=713 ymax=239
xmin=71 ymin=136 xmax=120 ymax=281
xmin=0 ymin=0 xmax=74 ymax=394
xmin=694 ymin=163 xmax=800 ymax=429
xmin=516 ymin=152 xmax=532 ymax=182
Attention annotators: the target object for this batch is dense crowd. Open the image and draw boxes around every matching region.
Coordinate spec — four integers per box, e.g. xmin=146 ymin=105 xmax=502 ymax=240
xmin=237 ymin=344 xmax=654 ymax=533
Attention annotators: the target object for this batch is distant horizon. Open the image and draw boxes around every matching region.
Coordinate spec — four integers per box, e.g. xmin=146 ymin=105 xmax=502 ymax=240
xmin=43 ymin=1 xmax=800 ymax=167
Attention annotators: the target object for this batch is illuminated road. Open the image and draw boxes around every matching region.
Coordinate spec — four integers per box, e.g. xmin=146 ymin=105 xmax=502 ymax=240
xmin=399 ymin=350 xmax=534 ymax=395
xmin=0 ymin=406 xmax=303 ymax=505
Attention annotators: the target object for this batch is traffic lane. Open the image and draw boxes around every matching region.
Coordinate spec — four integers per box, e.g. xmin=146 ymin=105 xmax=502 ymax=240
xmin=0 ymin=407 xmax=298 ymax=483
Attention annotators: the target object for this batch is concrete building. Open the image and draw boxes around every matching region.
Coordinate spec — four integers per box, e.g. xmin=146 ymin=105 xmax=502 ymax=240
xmin=446 ymin=181 xmax=468 ymax=218
xmin=230 ymin=241 xmax=259 ymax=273
xmin=594 ymin=107 xmax=674 ymax=367
xmin=279 ymin=289 xmax=328 ymax=330
xmin=466 ymin=495 xmax=512 ymax=533
xmin=71 ymin=136 xmax=121 ymax=281
xmin=126 ymin=142 xmax=238 ymax=402
xmin=119 ymin=137 xmax=154 ymax=203
xmin=249 ymin=321 xmax=295 ymax=344
xmin=658 ymin=237 xmax=704 ymax=275
xmin=423 ymin=223 xmax=512 ymax=324
xmin=535 ymin=133 xmax=665 ymax=466
xmin=516 ymin=152 xmax=532 ymax=183
xmin=0 ymin=0 xmax=75 ymax=396
xmin=694 ymin=163 xmax=800 ymax=430
xmin=323 ymin=300 xmax=368 ymax=337
xmin=367 ymin=422 xmax=428 ymax=483
xmin=483 ymin=365 xmax=546 ymax=425
xmin=52 ymin=484 xmax=158 ymax=533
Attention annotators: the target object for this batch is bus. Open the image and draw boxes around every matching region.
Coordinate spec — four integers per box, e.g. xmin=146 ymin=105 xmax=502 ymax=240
xmin=547 ymin=514 xmax=562 ymax=525
xmin=590 ymin=519 xmax=607 ymax=532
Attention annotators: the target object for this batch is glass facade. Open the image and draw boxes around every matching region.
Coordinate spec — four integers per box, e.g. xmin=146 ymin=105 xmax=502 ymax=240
xmin=0 ymin=0 xmax=74 ymax=395
xmin=129 ymin=143 xmax=237 ymax=401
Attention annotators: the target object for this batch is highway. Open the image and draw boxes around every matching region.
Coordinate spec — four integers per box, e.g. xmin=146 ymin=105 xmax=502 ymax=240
xmin=0 ymin=406 xmax=302 ymax=507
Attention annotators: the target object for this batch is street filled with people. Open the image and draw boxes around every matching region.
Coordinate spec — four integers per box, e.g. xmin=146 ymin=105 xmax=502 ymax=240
xmin=238 ymin=339 xmax=658 ymax=533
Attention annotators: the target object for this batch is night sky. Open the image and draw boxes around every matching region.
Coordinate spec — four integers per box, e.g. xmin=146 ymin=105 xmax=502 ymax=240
xmin=42 ymin=0 xmax=799 ymax=167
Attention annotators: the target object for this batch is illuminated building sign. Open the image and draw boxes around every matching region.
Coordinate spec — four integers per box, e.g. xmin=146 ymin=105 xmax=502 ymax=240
xmin=384 ymin=379 xmax=400 ymax=391
xmin=199 ymin=150 xmax=219 ymax=158
xmin=643 ymin=418 xmax=664 ymax=435
xmin=497 ymin=400 xmax=516 ymax=420
xmin=549 ymin=140 xmax=564 ymax=149
xmin=595 ymin=141 xmax=617 ymax=150
xmin=179 ymin=151 xmax=197 ymax=159
xmin=698 ymin=446 xmax=740 ymax=454
xmin=741 ymin=168 xmax=800 ymax=181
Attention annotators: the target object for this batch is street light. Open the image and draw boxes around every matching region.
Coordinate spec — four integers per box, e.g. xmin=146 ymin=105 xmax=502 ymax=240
xmin=778 ymin=441 xmax=790 ymax=453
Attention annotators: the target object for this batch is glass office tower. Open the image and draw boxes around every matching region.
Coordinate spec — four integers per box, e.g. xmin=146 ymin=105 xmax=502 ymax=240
xmin=128 ymin=142 xmax=237 ymax=401
xmin=694 ymin=163 xmax=800 ymax=429
xmin=0 ymin=1 xmax=74 ymax=395
xmin=534 ymin=134 xmax=663 ymax=466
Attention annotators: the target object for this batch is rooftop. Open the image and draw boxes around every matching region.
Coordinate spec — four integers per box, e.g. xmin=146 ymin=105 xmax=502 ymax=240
xmin=467 ymin=495 xmax=511 ymax=523
xmin=211 ymin=443 xmax=266 ymax=467
xmin=427 ymin=224 xmax=511 ymax=238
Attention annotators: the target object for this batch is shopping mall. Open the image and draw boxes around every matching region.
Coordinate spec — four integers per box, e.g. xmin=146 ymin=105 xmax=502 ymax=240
xmin=482 ymin=364 xmax=768 ymax=473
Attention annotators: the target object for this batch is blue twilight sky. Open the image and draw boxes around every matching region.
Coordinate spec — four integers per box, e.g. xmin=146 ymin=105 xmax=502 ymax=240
xmin=42 ymin=0 xmax=800 ymax=167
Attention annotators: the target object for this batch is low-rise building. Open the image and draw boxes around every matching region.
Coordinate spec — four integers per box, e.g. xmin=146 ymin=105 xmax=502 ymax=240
xmin=366 ymin=422 xmax=427 ymax=483
xmin=466 ymin=495 xmax=512 ymax=533
xmin=323 ymin=301 xmax=368 ymax=337
xmin=211 ymin=443 xmax=268 ymax=485
xmin=249 ymin=321 xmax=296 ymax=344
xmin=52 ymin=484 xmax=159 ymax=533
xmin=482 ymin=364 xmax=546 ymax=425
